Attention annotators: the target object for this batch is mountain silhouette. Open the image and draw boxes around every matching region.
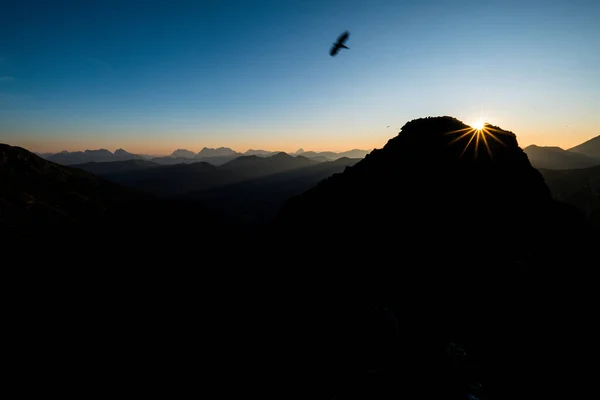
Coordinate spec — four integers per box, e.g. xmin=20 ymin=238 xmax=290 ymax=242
xmin=524 ymin=144 xmax=600 ymax=169
xmin=183 ymin=157 xmax=361 ymax=223
xmin=5 ymin=119 xmax=599 ymax=400
xmin=0 ymin=143 xmax=150 ymax=240
xmin=88 ymin=152 xmax=321 ymax=196
xmin=244 ymin=149 xmax=279 ymax=157
xmin=298 ymin=149 xmax=371 ymax=160
xmin=170 ymin=149 xmax=196 ymax=158
xmin=192 ymin=147 xmax=243 ymax=165
xmin=219 ymin=152 xmax=318 ymax=180
xmin=45 ymin=148 xmax=145 ymax=165
xmin=567 ymin=134 xmax=600 ymax=159
xmin=272 ymin=116 xmax=597 ymax=400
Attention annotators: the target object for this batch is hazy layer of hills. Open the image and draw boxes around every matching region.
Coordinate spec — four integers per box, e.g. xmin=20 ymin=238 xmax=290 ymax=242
xmin=523 ymin=135 xmax=600 ymax=169
xmin=3 ymin=117 xmax=599 ymax=400
xmin=37 ymin=146 xmax=372 ymax=166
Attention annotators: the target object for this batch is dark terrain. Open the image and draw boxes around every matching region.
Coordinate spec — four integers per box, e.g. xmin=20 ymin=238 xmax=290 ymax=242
xmin=3 ymin=117 xmax=599 ymax=399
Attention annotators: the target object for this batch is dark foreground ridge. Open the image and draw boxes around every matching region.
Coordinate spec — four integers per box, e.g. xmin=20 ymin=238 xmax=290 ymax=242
xmin=4 ymin=117 xmax=598 ymax=399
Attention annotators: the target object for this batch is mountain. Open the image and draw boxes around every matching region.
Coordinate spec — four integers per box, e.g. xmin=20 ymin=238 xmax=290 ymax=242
xmin=88 ymin=152 xmax=322 ymax=196
xmin=45 ymin=148 xmax=145 ymax=165
xmin=194 ymin=147 xmax=243 ymax=165
xmin=0 ymin=143 xmax=150 ymax=240
xmin=244 ymin=149 xmax=278 ymax=157
xmin=101 ymin=161 xmax=225 ymax=196
xmin=524 ymin=144 xmax=600 ymax=169
xmin=337 ymin=149 xmax=372 ymax=158
xmin=71 ymin=159 xmax=160 ymax=176
xmin=170 ymin=149 xmax=196 ymax=158
xmin=539 ymin=165 xmax=600 ymax=228
xmin=272 ymin=116 xmax=597 ymax=400
xmin=299 ymin=150 xmax=339 ymax=159
xmin=184 ymin=157 xmax=361 ymax=223
xmin=34 ymin=152 xmax=55 ymax=158
xmin=113 ymin=148 xmax=142 ymax=161
xmin=7 ymin=119 xmax=599 ymax=400
xmin=219 ymin=152 xmax=318 ymax=180
xmin=567 ymin=135 xmax=600 ymax=159
xmin=303 ymin=155 xmax=332 ymax=162
xmin=46 ymin=150 xmax=88 ymax=165
xmin=194 ymin=154 xmax=242 ymax=166
xmin=294 ymin=149 xmax=371 ymax=160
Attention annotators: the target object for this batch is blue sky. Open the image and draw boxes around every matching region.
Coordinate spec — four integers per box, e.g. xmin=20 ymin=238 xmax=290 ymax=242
xmin=1 ymin=0 xmax=599 ymax=154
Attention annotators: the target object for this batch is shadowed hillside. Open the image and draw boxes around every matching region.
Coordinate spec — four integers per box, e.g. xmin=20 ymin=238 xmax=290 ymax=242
xmin=93 ymin=152 xmax=321 ymax=196
xmin=539 ymin=165 xmax=600 ymax=228
xmin=183 ymin=157 xmax=361 ymax=223
xmin=567 ymin=134 xmax=600 ymax=159
xmin=273 ymin=116 xmax=598 ymax=400
xmin=0 ymin=144 xmax=151 ymax=239
xmin=3 ymin=118 xmax=598 ymax=400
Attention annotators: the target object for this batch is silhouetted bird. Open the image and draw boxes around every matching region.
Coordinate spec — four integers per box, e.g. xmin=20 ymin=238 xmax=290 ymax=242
xmin=330 ymin=31 xmax=350 ymax=56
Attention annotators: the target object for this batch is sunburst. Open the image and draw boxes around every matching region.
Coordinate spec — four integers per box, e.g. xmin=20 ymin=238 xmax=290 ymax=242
xmin=445 ymin=122 xmax=508 ymax=159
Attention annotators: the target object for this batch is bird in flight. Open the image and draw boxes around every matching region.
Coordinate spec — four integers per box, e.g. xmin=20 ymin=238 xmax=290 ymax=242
xmin=330 ymin=31 xmax=350 ymax=56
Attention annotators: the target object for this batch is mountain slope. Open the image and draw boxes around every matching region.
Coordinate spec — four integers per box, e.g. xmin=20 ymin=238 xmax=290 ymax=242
xmin=219 ymin=152 xmax=318 ymax=179
xmin=170 ymin=149 xmax=196 ymax=158
xmin=539 ymin=165 xmax=600 ymax=228
xmin=567 ymin=135 xmax=600 ymax=159
xmin=185 ymin=157 xmax=361 ymax=223
xmin=103 ymin=161 xmax=226 ymax=195
xmin=0 ymin=143 xmax=149 ymax=238
xmin=272 ymin=116 xmax=597 ymax=400
xmin=524 ymin=144 xmax=600 ymax=169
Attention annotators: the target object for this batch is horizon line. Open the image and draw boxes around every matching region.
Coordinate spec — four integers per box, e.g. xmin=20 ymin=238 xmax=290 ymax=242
xmin=6 ymin=143 xmax=375 ymax=157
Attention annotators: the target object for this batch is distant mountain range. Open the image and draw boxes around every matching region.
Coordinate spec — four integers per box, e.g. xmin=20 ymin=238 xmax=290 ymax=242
xmin=40 ymin=148 xmax=146 ymax=165
xmin=2 ymin=143 xmax=363 ymax=238
xmin=523 ymin=135 xmax=600 ymax=169
xmin=36 ymin=146 xmax=373 ymax=167
xmin=71 ymin=152 xmax=338 ymax=196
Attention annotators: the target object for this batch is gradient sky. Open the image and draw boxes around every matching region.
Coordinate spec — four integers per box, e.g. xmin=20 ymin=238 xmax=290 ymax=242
xmin=1 ymin=0 xmax=599 ymax=155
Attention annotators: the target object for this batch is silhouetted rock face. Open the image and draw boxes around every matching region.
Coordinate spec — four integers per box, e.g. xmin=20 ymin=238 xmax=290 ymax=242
xmin=278 ymin=117 xmax=561 ymax=248
xmin=271 ymin=117 xmax=597 ymax=399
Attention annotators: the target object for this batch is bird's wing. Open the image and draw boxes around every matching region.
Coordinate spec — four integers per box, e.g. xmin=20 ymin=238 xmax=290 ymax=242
xmin=337 ymin=31 xmax=349 ymax=44
xmin=330 ymin=45 xmax=339 ymax=56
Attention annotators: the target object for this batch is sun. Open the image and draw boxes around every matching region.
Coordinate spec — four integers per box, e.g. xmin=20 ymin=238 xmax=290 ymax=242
xmin=471 ymin=120 xmax=485 ymax=131
xmin=444 ymin=119 xmax=509 ymax=160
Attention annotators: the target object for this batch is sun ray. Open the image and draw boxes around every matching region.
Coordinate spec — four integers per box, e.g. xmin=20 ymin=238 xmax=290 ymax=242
xmin=444 ymin=127 xmax=473 ymax=136
xmin=460 ymin=130 xmax=479 ymax=158
xmin=446 ymin=120 xmax=505 ymax=159
xmin=449 ymin=129 xmax=475 ymax=145
xmin=485 ymin=131 xmax=505 ymax=146
xmin=474 ymin=131 xmax=481 ymax=160
xmin=480 ymin=130 xmax=492 ymax=158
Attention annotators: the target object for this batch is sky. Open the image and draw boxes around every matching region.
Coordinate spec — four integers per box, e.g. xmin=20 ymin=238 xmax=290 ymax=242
xmin=1 ymin=0 xmax=599 ymax=155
